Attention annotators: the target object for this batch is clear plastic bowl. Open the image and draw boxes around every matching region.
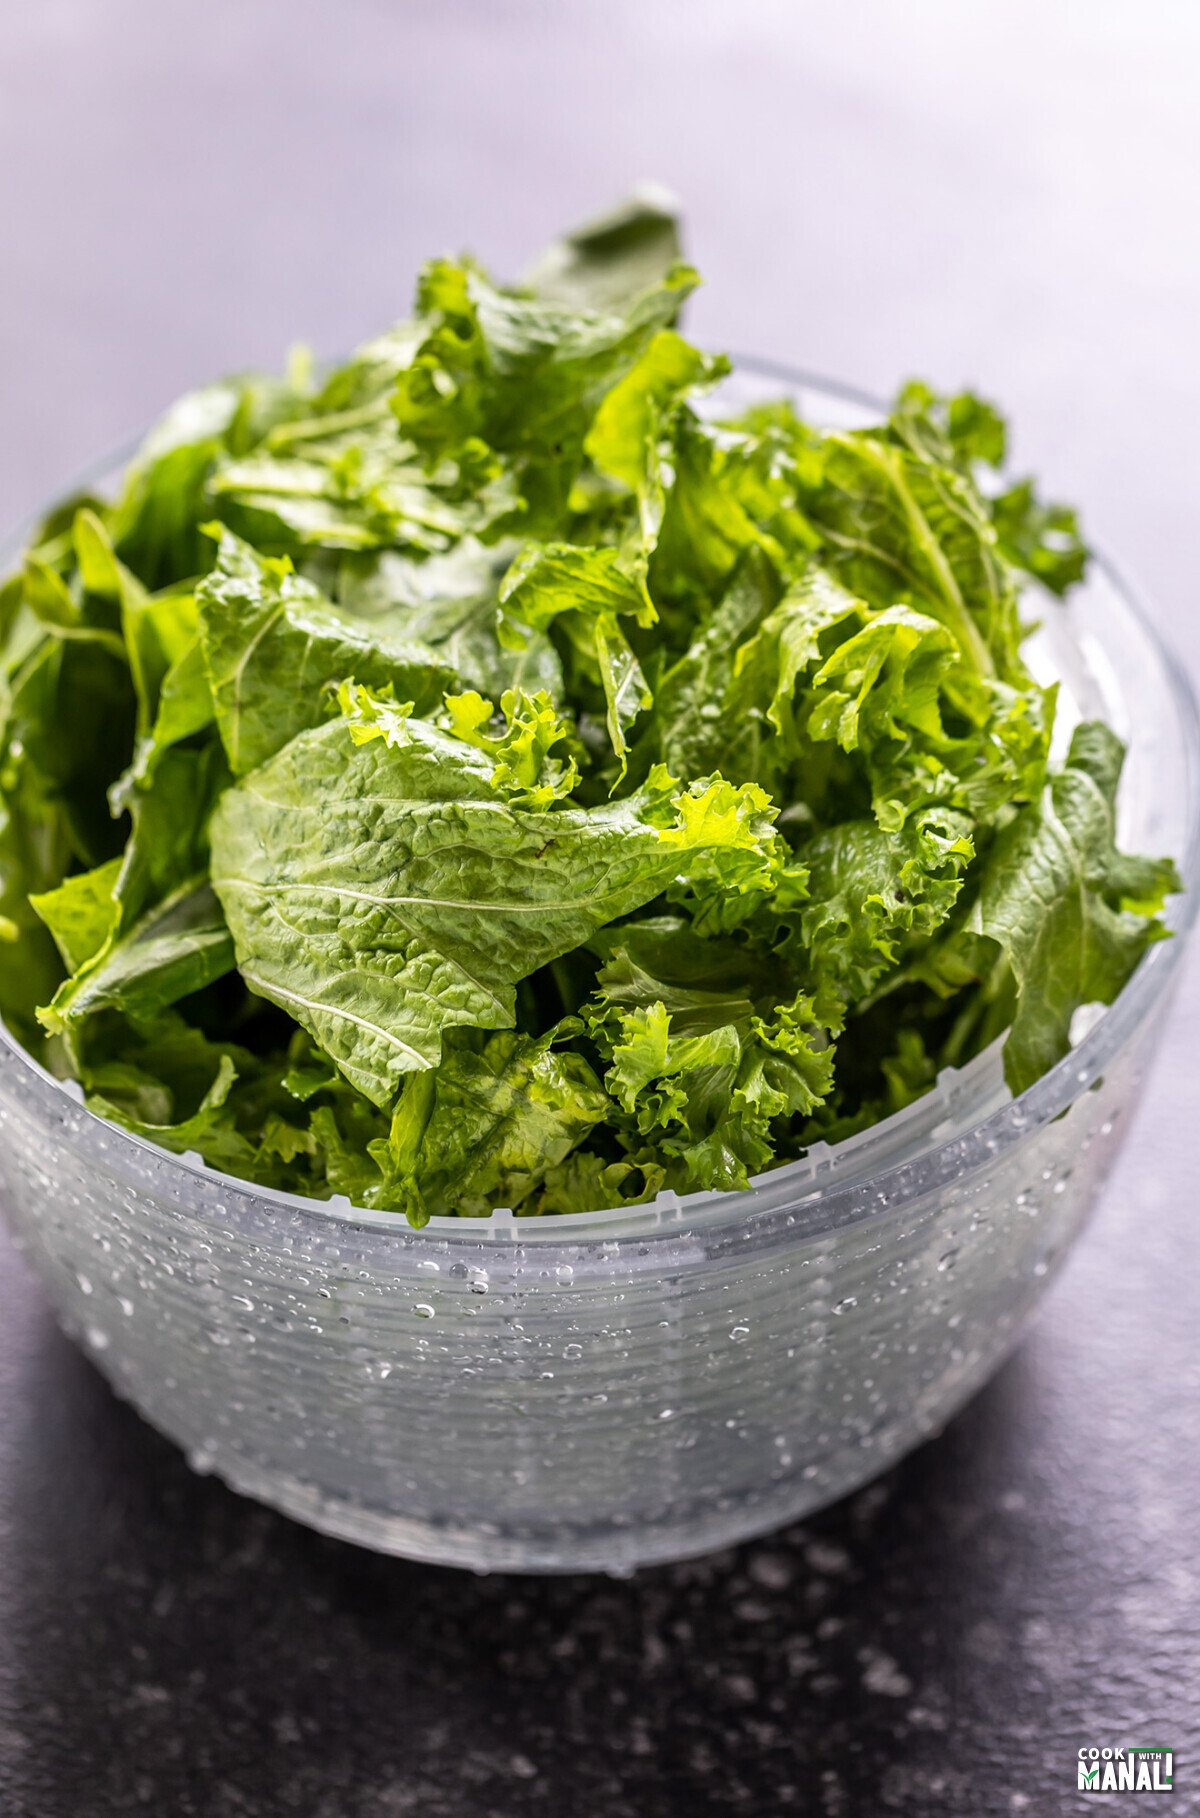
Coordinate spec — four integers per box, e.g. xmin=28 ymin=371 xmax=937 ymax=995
xmin=1 ymin=367 xmax=1197 ymax=1574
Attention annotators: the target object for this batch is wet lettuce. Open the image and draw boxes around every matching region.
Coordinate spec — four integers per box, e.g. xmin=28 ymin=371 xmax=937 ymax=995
xmin=0 ymin=196 xmax=1177 ymax=1223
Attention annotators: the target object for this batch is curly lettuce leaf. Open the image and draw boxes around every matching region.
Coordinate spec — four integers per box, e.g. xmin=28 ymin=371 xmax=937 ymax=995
xmin=440 ymin=687 xmax=580 ymax=809
xmin=209 ymin=697 xmax=779 ymax=1106
xmin=796 ymin=808 xmax=976 ymax=1015
xmin=367 ymin=1029 xmax=608 ymax=1223
xmin=589 ymin=991 xmax=833 ymax=1192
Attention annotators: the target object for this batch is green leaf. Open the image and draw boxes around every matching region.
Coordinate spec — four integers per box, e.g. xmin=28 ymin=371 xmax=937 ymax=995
xmin=196 ymin=527 xmax=458 ymax=774
xmin=586 ymin=329 xmax=729 ymax=540
xmin=590 ymin=991 xmax=833 ymax=1192
xmin=592 ymin=612 xmax=653 ymax=774
xmin=522 ymin=188 xmax=685 ymax=312
xmin=367 ymin=1029 xmax=609 ymax=1222
xmin=992 ymin=479 xmax=1089 ymax=597
xmin=964 ymin=722 xmax=1178 ymax=1093
xmin=112 ymin=635 xmax=216 ymax=809
xmin=649 ymin=768 xmax=809 ymax=941
xmin=652 ymin=547 xmax=783 ymax=779
xmin=888 ymin=384 xmax=1089 ymax=597
xmin=83 ymin=1020 xmax=256 ymax=1175
xmin=38 ymin=876 xmax=233 ymax=1041
xmin=499 ymin=540 xmax=655 ymax=632
xmin=0 ymin=783 xmax=69 ymax=1036
xmin=35 ymin=741 xmax=234 ymax=1047
xmin=528 ymin=1152 xmax=665 ymax=1217
xmin=323 ymin=538 xmax=562 ymax=699
xmin=108 ymin=380 xmax=243 ymax=587
xmin=22 ymin=553 xmax=126 ymax=655
xmin=588 ymin=915 xmax=772 ymax=1035
xmin=74 ymin=509 xmax=199 ymax=732
xmin=392 ymin=255 xmax=697 ymax=528
xmin=802 ymin=601 xmax=1053 ymax=829
xmin=2 ymin=633 xmax=136 ymax=868
xmin=723 ymin=564 xmax=864 ymax=785
xmin=796 ymin=425 xmax=1018 ymax=679
xmin=29 ymin=857 xmax=122 ymax=972
xmin=209 ymin=707 xmax=777 ymax=1106
xmin=650 ymin=412 xmax=768 ymax=603
xmin=890 ymin=381 xmax=1008 ymax=470
xmin=496 ymin=543 xmax=657 ymax=769
xmin=439 ymin=687 xmax=580 ymax=809
xmin=797 ymin=808 xmax=976 ymax=1014
xmin=209 ymin=427 xmax=522 ymax=556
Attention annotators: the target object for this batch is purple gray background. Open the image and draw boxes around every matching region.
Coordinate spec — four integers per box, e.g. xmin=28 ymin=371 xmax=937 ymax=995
xmin=1 ymin=5 xmax=1198 ymax=1814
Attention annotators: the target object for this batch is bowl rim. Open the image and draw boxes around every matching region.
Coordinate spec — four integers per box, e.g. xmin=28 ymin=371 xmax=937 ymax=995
xmin=2 ymin=358 xmax=1198 ymax=1255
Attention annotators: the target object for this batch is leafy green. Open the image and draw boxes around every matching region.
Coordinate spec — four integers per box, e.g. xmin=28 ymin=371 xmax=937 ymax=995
xmin=0 ymin=197 xmax=1178 ymax=1223
xmin=320 ymin=538 xmax=562 ymax=700
xmin=440 ymin=687 xmax=580 ymax=809
xmin=208 ymin=690 xmax=778 ymax=1107
xmin=368 ymin=1030 xmax=608 ymax=1224
xmin=36 ymin=876 xmax=233 ymax=1045
xmin=797 ymin=808 xmax=976 ymax=1015
xmin=522 ymin=187 xmax=685 ymax=312
xmin=196 ymin=526 xmax=458 ymax=774
xmin=586 ymin=991 xmax=833 ymax=1193
xmin=960 ymin=722 xmax=1179 ymax=1092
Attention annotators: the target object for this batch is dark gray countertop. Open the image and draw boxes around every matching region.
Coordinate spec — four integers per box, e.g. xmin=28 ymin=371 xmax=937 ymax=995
xmin=1 ymin=5 xmax=1198 ymax=1813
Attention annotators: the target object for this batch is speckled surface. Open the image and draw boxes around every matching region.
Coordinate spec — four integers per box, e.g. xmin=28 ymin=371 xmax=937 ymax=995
xmin=2 ymin=3 xmax=1200 ymax=1812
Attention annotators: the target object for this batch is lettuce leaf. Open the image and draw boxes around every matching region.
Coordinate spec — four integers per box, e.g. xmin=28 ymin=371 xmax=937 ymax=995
xmin=587 ymin=992 xmax=833 ymax=1193
xmin=367 ymin=1029 xmax=609 ymax=1224
xmin=209 ymin=694 xmax=781 ymax=1106
xmin=522 ymin=188 xmax=685 ymax=313
xmin=197 ymin=527 xmax=458 ymax=774
xmin=963 ymin=722 xmax=1180 ymax=1092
